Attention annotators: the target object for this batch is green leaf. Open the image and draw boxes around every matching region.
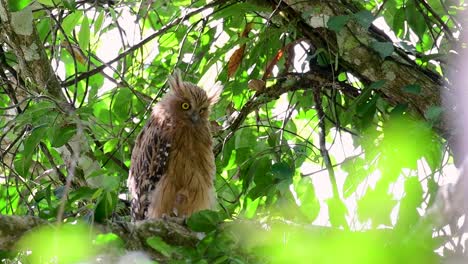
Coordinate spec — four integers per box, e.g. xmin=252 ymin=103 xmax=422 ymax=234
xmin=342 ymin=157 xmax=368 ymax=198
xmin=14 ymin=153 xmax=32 ymax=177
xmin=94 ymin=11 xmax=105 ymax=33
xmin=358 ymin=183 xmax=396 ymax=226
xmin=49 ymin=124 xmax=76 ymax=147
xmin=405 ymin=1 xmax=427 ymax=38
xmin=37 ymin=0 xmax=62 ymax=6
xmin=7 ymin=0 xmax=31 ymax=12
xmin=112 ymin=88 xmax=133 ymax=121
xmin=370 ymin=41 xmax=394 ymax=58
xmin=63 ymin=0 xmax=76 ymax=9
xmin=78 ymin=14 xmax=90 ymax=50
xmin=353 ymin=10 xmax=374 ymax=29
xmin=295 ymin=177 xmax=320 ymax=222
xmin=146 ymin=236 xmax=174 ymax=257
xmin=271 ymin=162 xmax=293 ymax=180
xmin=95 ymin=233 xmax=124 ymax=248
xmin=369 ymin=80 xmax=386 ymax=90
xmin=94 ymin=191 xmax=117 ymax=222
xmin=103 ymin=138 xmax=119 ymax=154
xmin=402 ymin=84 xmax=421 ymax=95
xmin=234 ymin=127 xmax=257 ymax=149
xmin=327 ymin=15 xmax=351 ymax=32
xmin=62 ymin=11 xmax=81 ymax=35
xmin=326 ymin=197 xmax=348 ymax=228
xmin=187 ymin=210 xmax=221 ymax=232
xmin=397 ymin=177 xmax=423 ymax=230
xmin=392 ymin=8 xmax=406 ymax=37
xmin=338 ymin=72 xmax=347 ymax=81
xmin=14 ymin=126 xmax=48 ymax=176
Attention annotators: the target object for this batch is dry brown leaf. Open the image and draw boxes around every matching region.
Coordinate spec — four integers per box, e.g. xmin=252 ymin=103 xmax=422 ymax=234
xmin=61 ymin=43 xmax=87 ymax=64
xmin=248 ymin=79 xmax=266 ymax=92
xmin=241 ymin=22 xmax=253 ymax=38
xmin=285 ymin=42 xmax=296 ymax=72
xmin=227 ymin=23 xmax=254 ymax=78
xmin=210 ymin=120 xmax=222 ymax=134
xmin=227 ymin=45 xmax=246 ymax=78
xmin=263 ymin=49 xmax=284 ymax=80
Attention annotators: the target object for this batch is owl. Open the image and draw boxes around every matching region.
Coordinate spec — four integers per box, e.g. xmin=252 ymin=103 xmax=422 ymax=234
xmin=127 ymin=70 xmax=222 ymax=221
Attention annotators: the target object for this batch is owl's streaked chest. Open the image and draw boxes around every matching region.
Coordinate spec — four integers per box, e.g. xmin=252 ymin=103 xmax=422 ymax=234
xmin=163 ymin=121 xmax=215 ymax=188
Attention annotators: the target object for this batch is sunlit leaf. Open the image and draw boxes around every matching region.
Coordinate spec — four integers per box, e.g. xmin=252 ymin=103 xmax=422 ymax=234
xmin=7 ymin=0 xmax=31 ymax=12
xmin=103 ymin=138 xmax=119 ymax=154
xmin=94 ymin=10 xmax=105 ymax=33
xmin=78 ymin=14 xmax=90 ymax=50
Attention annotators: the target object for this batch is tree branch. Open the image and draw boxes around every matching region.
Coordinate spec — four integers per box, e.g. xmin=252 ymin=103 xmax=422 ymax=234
xmin=61 ymin=0 xmax=230 ymax=88
xmin=214 ymin=72 xmax=358 ymax=156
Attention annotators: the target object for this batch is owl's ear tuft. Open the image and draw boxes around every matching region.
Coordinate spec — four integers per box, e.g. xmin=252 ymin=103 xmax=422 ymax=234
xmin=168 ymin=69 xmax=185 ymax=95
xmin=207 ymin=82 xmax=223 ymax=105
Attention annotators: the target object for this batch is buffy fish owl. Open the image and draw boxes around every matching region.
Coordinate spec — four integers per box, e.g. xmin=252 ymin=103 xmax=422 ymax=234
xmin=128 ymin=70 xmax=222 ymax=220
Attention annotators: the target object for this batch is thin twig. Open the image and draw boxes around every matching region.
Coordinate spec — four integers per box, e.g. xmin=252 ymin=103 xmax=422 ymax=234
xmin=61 ymin=0 xmax=229 ymax=87
xmin=313 ymin=86 xmax=340 ymax=199
xmin=56 ymin=122 xmax=83 ymax=223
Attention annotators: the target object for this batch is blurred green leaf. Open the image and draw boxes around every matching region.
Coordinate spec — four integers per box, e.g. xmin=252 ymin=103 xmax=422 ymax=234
xmin=327 ymin=197 xmax=348 ymax=228
xmin=95 ymin=233 xmax=125 ymax=248
xmin=342 ymin=157 xmax=368 ymax=198
xmin=147 ymin=236 xmax=175 ymax=257
xmin=187 ymin=210 xmax=222 ymax=232
xmin=18 ymin=223 xmax=95 ymax=263
xmin=295 ymin=177 xmax=320 ymax=222
xmin=397 ymin=176 xmax=423 ymax=231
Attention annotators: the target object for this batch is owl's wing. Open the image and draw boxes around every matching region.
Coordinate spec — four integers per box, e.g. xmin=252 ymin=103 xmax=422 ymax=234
xmin=128 ymin=119 xmax=171 ymax=220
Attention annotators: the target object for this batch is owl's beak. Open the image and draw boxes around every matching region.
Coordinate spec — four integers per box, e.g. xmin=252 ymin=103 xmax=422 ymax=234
xmin=190 ymin=112 xmax=200 ymax=123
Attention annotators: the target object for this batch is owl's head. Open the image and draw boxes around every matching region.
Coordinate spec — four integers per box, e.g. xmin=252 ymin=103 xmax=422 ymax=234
xmin=164 ymin=69 xmax=222 ymax=125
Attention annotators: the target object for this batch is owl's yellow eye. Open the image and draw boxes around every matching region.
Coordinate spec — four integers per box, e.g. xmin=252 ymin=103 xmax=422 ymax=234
xmin=181 ymin=102 xmax=190 ymax=110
